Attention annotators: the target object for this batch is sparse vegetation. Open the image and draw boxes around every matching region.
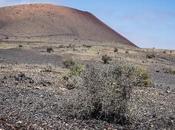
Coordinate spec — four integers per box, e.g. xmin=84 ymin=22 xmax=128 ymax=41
xmin=69 ymin=63 xmax=84 ymax=77
xmin=146 ymin=53 xmax=155 ymax=59
xmin=18 ymin=44 xmax=23 ymax=48
xmin=101 ymin=55 xmax=112 ymax=64
xmin=134 ymin=67 xmax=152 ymax=87
xmin=125 ymin=50 xmax=129 ymax=54
xmin=63 ymin=59 xmax=76 ymax=68
xmin=5 ymin=36 xmax=8 ymax=39
xmin=62 ymin=63 xmax=151 ymax=124
xmin=58 ymin=45 xmax=65 ymax=48
xmin=46 ymin=47 xmax=54 ymax=53
xmin=163 ymin=50 xmax=166 ymax=54
xmin=67 ymin=44 xmax=75 ymax=49
xmin=163 ymin=67 xmax=175 ymax=75
xmin=83 ymin=44 xmax=92 ymax=48
xmin=0 ymin=4 xmax=175 ymax=130
xmin=42 ymin=65 xmax=52 ymax=72
xmin=114 ymin=47 xmax=118 ymax=52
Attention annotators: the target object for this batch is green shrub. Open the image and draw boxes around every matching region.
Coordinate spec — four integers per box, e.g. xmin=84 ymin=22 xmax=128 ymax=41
xmin=63 ymin=64 xmax=84 ymax=90
xmin=62 ymin=63 xmax=151 ymax=124
xmin=134 ymin=67 xmax=152 ymax=87
xmin=69 ymin=64 xmax=84 ymax=77
xmin=101 ymin=55 xmax=112 ymax=64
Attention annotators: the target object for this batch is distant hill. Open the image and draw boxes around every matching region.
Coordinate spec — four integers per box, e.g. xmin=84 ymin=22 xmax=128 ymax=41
xmin=0 ymin=4 xmax=137 ymax=47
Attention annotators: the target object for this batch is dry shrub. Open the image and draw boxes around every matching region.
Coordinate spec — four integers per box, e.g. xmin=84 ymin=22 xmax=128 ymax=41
xmin=83 ymin=44 xmax=92 ymax=48
xmin=46 ymin=47 xmax=54 ymax=53
xmin=61 ymin=63 xmax=151 ymax=125
xmin=146 ymin=53 xmax=155 ymax=59
xmin=114 ymin=48 xmax=118 ymax=53
xmin=63 ymin=59 xmax=75 ymax=69
xmin=163 ymin=67 xmax=175 ymax=75
xmin=101 ymin=55 xmax=112 ymax=64
xmin=163 ymin=50 xmax=166 ymax=54
xmin=18 ymin=45 xmax=23 ymax=48
xmin=125 ymin=50 xmax=129 ymax=54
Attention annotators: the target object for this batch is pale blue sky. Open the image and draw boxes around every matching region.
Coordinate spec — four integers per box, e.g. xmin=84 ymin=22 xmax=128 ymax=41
xmin=0 ymin=0 xmax=175 ymax=49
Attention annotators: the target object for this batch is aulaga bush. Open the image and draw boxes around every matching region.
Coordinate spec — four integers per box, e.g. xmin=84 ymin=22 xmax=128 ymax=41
xmin=61 ymin=62 xmax=152 ymax=125
xmin=69 ymin=63 xmax=84 ymax=77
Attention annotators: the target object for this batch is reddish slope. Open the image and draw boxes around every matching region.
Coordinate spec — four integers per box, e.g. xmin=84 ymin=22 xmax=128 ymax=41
xmin=0 ymin=4 xmax=137 ymax=47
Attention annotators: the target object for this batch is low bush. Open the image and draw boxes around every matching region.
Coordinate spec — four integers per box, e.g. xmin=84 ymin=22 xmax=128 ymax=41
xmin=46 ymin=47 xmax=54 ymax=53
xmin=67 ymin=44 xmax=75 ymax=48
xmin=114 ymin=48 xmax=118 ymax=53
xmin=146 ymin=53 xmax=155 ymax=59
xmin=19 ymin=45 xmax=23 ymax=48
xmin=83 ymin=44 xmax=92 ymax=48
xmin=62 ymin=63 xmax=151 ymax=125
xmin=58 ymin=45 xmax=65 ymax=48
xmin=163 ymin=67 xmax=175 ymax=75
xmin=5 ymin=36 xmax=9 ymax=39
xmin=63 ymin=59 xmax=75 ymax=69
xmin=133 ymin=67 xmax=152 ymax=87
xmin=102 ymin=55 xmax=112 ymax=64
xmin=125 ymin=50 xmax=129 ymax=54
xmin=163 ymin=50 xmax=166 ymax=54
xmin=69 ymin=63 xmax=84 ymax=77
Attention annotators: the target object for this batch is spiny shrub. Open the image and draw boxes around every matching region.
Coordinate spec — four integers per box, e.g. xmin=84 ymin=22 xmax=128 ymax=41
xmin=62 ymin=63 xmax=151 ymax=124
xmin=63 ymin=59 xmax=75 ymax=69
xmin=125 ymin=50 xmax=129 ymax=54
xmin=67 ymin=44 xmax=75 ymax=48
xmin=102 ymin=55 xmax=112 ymax=64
xmin=114 ymin=48 xmax=118 ymax=53
xmin=83 ymin=44 xmax=92 ymax=48
xmin=69 ymin=63 xmax=84 ymax=77
xmin=163 ymin=67 xmax=175 ymax=75
xmin=46 ymin=47 xmax=54 ymax=53
xmin=58 ymin=45 xmax=65 ymax=48
xmin=146 ymin=53 xmax=155 ymax=59
xmin=133 ymin=67 xmax=152 ymax=87
xmin=63 ymin=63 xmax=84 ymax=90
xmin=163 ymin=50 xmax=166 ymax=54
xmin=5 ymin=36 xmax=9 ymax=39
xmin=19 ymin=45 xmax=23 ymax=48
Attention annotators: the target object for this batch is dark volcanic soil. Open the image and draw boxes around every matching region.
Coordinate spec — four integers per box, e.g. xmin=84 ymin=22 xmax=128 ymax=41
xmin=0 ymin=48 xmax=63 ymax=66
xmin=0 ymin=43 xmax=175 ymax=130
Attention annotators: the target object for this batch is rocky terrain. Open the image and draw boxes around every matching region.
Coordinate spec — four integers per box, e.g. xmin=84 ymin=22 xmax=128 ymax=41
xmin=0 ymin=4 xmax=175 ymax=130
xmin=0 ymin=42 xmax=174 ymax=130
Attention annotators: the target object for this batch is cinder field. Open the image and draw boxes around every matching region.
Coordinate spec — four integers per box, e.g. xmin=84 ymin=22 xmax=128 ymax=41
xmin=0 ymin=40 xmax=175 ymax=130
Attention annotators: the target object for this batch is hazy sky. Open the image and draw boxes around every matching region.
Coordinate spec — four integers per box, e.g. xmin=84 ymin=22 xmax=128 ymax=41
xmin=0 ymin=0 xmax=175 ymax=49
